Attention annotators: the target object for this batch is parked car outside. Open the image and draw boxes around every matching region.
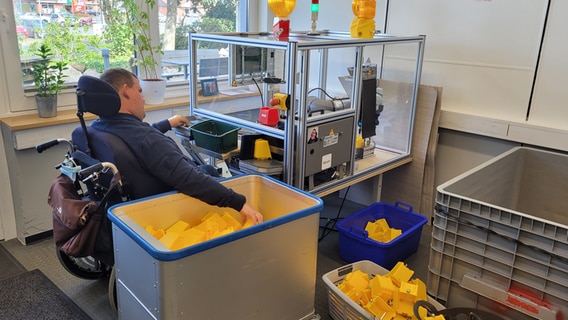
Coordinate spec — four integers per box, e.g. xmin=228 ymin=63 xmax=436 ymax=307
xmin=16 ymin=25 xmax=28 ymax=38
xmin=77 ymin=15 xmax=93 ymax=26
xmin=21 ymin=18 xmax=47 ymax=38
xmin=49 ymin=12 xmax=79 ymax=26
xmin=21 ymin=12 xmax=41 ymax=19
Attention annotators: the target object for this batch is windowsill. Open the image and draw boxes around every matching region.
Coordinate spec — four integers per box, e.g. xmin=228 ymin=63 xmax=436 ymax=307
xmin=0 ymin=90 xmax=259 ymax=131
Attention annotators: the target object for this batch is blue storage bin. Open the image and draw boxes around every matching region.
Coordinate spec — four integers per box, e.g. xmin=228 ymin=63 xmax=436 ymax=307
xmin=337 ymin=201 xmax=427 ymax=270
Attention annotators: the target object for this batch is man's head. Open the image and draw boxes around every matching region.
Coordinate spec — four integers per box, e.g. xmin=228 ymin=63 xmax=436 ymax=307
xmin=100 ymin=68 xmax=146 ymax=120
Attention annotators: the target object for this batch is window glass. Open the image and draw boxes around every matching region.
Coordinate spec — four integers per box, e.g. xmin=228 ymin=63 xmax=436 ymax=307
xmin=14 ymin=0 xmax=240 ymax=89
xmin=160 ymin=0 xmax=238 ymax=82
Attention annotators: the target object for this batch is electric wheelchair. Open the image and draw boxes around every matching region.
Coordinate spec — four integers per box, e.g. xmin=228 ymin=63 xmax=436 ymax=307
xmin=36 ymin=75 xmax=148 ymax=313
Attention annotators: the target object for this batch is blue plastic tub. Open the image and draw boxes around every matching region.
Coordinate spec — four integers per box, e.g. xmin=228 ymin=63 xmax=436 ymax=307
xmin=337 ymin=201 xmax=427 ymax=270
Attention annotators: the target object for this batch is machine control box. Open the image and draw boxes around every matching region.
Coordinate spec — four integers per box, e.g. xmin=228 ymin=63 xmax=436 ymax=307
xmin=305 ymin=116 xmax=355 ymax=179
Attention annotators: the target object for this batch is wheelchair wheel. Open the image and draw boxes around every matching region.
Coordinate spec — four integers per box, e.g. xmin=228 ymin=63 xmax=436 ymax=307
xmin=56 ymin=248 xmax=110 ymax=280
xmin=108 ymin=267 xmax=118 ymax=314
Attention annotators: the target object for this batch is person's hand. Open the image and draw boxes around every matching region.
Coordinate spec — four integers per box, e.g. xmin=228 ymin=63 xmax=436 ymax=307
xmin=239 ymin=202 xmax=263 ymax=225
xmin=168 ymin=114 xmax=190 ymax=128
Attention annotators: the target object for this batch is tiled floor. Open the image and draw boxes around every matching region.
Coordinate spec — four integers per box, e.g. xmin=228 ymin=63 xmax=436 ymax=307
xmin=1 ymin=192 xmax=432 ymax=319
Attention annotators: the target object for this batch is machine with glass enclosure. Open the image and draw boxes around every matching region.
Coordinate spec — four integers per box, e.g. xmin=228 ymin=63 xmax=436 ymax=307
xmin=187 ymin=31 xmax=425 ymax=196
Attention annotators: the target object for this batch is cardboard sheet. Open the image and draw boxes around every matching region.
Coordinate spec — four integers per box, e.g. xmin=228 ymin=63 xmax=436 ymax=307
xmin=379 ymin=83 xmax=442 ymax=222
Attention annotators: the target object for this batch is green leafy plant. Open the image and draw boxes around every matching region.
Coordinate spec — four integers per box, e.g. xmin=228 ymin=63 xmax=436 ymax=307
xmin=32 ymin=44 xmax=68 ymax=97
xmin=124 ymin=0 xmax=163 ymax=79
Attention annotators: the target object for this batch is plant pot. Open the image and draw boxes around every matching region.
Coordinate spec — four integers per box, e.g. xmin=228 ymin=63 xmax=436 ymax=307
xmin=139 ymin=79 xmax=166 ymax=105
xmin=35 ymin=95 xmax=58 ymax=118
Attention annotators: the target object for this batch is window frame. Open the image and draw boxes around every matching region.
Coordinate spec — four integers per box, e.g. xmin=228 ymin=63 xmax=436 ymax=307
xmin=0 ymin=0 xmax=253 ymax=115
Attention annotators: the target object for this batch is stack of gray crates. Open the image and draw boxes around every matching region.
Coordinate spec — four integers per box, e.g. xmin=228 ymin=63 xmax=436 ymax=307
xmin=429 ymin=147 xmax=568 ymax=320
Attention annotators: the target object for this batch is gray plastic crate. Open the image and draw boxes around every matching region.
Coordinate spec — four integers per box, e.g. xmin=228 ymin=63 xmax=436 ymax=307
xmin=429 ymin=147 xmax=568 ymax=320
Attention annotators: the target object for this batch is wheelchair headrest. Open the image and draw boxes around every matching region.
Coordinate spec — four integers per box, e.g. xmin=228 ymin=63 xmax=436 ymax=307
xmin=76 ymin=75 xmax=120 ymax=117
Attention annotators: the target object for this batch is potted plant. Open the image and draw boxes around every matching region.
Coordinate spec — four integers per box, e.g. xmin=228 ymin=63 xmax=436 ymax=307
xmin=124 ymin=0 xmax=166 ymax=104
xmin=32 ymin=44 xmax=67 ymax=118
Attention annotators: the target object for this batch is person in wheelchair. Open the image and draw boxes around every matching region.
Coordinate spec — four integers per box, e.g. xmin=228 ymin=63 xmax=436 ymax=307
xmin=79 ymin=68 xmax=263 ymax=225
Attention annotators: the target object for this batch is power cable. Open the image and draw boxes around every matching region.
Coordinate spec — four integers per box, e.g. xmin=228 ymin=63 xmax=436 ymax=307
xmin=318 ymin=186 xmax=350 ymax=242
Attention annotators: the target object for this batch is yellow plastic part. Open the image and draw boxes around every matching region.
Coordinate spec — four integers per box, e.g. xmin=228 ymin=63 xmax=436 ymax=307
xmin=386 ymin=262 xmax=414 ymax=287
xmin=166 ymin=220 xmax=189 ymax=234
xmin=212 ymin=226 xmax=235 ymax=239
xmin=359 ymin=288 xmax=372 ymax=306
xmin=368 ymin=229 xmax=387 ymax=242
xmin=366 ymin=219 xmax=402 ymax=243
xmin=364 ymin=296 xmax=394 ymax=318
xmin=397 ymin=282 xmax=418 ymax=316
xmin=145 ymin=225 xmax=165 ymax=239
xmin=159 ymin=232 xmax=184 ymax=250
xmin=356 ymin=135 xmax=365 ymax=149
xmin=254 ymin=139 xmax=272 ymax=160
xmin=369 ymin=275 xmax=396 ymax=302
xmin=201 ymin=211 xmax=218 ymax=221
xmin=396 ymin=301 xmax=414 ymax=318
xmin=365 ymin=218 xmax=388 ymax=234
xmin=344 ymin=289 xmax=360 ymax=304
xmin=202 ymin=212 xmax=228 ymax=231
xmin=389 ymin=228 xmax=402 ymax=241
xmin=410 ymin=278 xmax=428 ymax=302
xmin=194 ymin=220 xmax=220 ymax=240
xmin=344 ymin=269 xmax=370 ymax=291
xmin=350 ymin=17 xmax=375 ymax=39
xmin=153 ymin=228 xmax=165 ymax=240
xmin=222 ymin=212 xmax=243 ymax=231
xmin=242 ymin=217 xmax=255 ymax=229
xmin=417 ymin=304 xmax=445 ymax=320
xmin=179 ymin=228 xmax=206 ymax=247
xmin=337 ymin=280 xmax=353 ymax=294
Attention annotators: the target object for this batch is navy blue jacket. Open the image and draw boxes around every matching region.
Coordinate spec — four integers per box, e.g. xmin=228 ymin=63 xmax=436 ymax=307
xmin=91 ymin=113 xmax=246 ymax=211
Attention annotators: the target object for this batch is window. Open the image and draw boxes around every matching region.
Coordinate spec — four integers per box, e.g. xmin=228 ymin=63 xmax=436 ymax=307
xmin=1 ymin=0 xmax=249 ymax=114
xmin=159 ymin=0 xmax=241 ymax=83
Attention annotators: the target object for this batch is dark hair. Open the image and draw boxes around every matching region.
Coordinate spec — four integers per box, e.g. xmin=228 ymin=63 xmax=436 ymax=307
xmin=100 ymin=68 xmax=137 ymax=91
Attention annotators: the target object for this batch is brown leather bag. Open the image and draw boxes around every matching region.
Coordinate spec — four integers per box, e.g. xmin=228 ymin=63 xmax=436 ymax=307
xmin=48 ymin=174 xmax=102 ymax=258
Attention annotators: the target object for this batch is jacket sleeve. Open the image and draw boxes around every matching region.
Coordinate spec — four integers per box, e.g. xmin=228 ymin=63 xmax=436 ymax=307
xmin=138 ymin=131 xmax=246 ymax=211
xmin=151 ymin=119 xmax=171 ymax=133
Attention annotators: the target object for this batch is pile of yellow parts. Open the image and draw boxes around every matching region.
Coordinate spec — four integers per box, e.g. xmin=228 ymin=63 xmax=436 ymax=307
xmin=365 ymin=218 xmax=402 ymax=243
xmin=337 ymin=262 xmax=437 ymax=319
xmin=145 ymin=212 xmax=255 ymax=250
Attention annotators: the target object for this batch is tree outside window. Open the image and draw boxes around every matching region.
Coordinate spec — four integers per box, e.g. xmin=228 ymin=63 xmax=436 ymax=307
xmin=15 ymin=0 xmax=239 ymax=87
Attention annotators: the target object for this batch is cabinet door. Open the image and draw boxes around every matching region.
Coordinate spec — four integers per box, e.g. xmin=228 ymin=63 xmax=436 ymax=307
xmin=386 ymin=0 xmax=548 ymax=123
xmin=305 ymin=116 xmax=355 ymax=177
xmin=527 ymin=0 xmax=568 ymax=130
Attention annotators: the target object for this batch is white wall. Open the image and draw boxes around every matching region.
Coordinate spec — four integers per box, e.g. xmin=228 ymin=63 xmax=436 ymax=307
xmin=0 ymin=129 xmax=14 ymax=240
xmin=527 ymin=0 xmax=568 ymax=129
xmin=0 ymin=7 xmax=14 ymax=239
